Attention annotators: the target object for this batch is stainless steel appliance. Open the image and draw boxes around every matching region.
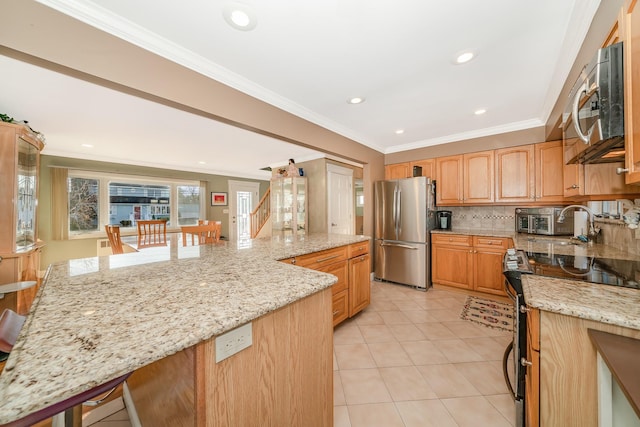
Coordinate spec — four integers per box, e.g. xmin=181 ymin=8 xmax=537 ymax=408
xmin=515 ymin=207 xmax=574 ymax=235
xmin=563 ymin=41 xmax=625 ymax=164
xmin=502 ymin=249 xmax=532 ymax=427
xmin=374 ymin=176 xmax=436 ymax=289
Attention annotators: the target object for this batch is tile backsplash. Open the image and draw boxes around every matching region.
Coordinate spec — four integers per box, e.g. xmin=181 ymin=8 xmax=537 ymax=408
xmin=439 ymin=206 xmax=516 ymax=232
xmin=438 ymin=205 xmax=640 ymax=255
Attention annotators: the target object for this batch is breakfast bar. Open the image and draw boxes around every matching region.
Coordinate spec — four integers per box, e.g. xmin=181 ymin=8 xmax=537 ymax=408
xmin=0 ymin=233 xmax=369 ymax=425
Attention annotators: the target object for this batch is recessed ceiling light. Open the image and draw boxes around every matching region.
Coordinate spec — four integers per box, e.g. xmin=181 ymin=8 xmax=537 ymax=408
xmin=81 ymin=143 xmax=93 ymax=148
xmin=223 ymin=2 xmax=257 ymax=31
xmin=455 ymin=51 xmax=475 ymax=64
xmin=474 ymin=109 xmax=487 ymax=115
xmin=395 ymin=129 xmax=405 ymax=135
xmin=348 ymin=97 xmax=365 ymax=104
xmin=198 ymin=161 xmax=206 ymax=165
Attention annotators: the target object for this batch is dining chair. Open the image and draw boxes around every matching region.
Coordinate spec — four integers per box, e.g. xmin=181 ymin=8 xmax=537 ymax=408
xmin=198 ymin=220 xmax=222 ymax=242
xmin=0 ymin=308 xmax=26 ymax=364
xmin=181 ymin=222 xmax=220 ymax=246
xmin=136 ymin=219 xmax=167 ymax=248
xmin=104 ymin=225 xmax=124 ymax=255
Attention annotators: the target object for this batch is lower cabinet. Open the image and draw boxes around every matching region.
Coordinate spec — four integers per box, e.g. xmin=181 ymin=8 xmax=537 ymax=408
xmin=431 ymin=233 xmax=511 ymax=297
xmin=526 ymin=308 xmax=540 ymax=427
xmin=281 ymin=241 xmax=370 ymax=327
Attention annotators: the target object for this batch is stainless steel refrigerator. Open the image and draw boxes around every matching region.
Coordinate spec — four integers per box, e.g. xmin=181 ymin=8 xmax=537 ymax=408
xmin=374 ymin=176 xmax=436 ymax=289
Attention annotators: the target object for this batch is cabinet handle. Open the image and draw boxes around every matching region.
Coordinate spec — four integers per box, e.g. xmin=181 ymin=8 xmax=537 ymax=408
xmin=566 ymin=184 xmax=579 ymax=190
xmin=316 ymin=254 xmax=340 ymax=263
xmin=616 ymin=167 xmax=629 ymax=175
xmin=333 ymin=310 xmax=340 ymax=316
xmin=521 ymin=357 xmax=532 ymax=367
xmin=291 ymin=258 xmax=296 ymax=264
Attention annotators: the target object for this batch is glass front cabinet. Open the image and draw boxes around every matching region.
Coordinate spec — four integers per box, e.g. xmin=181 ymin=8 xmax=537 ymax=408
xmin=271 ymin=177 xmax=308 ymax=235
xmin=0 ymin=121 xmax=45 ymax=314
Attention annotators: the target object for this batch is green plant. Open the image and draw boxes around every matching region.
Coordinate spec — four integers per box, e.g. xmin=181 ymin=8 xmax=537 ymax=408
xmin=0 ymin=113 xmax=15 ymax=123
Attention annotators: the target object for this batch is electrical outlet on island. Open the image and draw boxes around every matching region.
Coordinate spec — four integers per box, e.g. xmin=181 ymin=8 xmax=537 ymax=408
xmin=215 ymin=322 xmax=253 ymax=363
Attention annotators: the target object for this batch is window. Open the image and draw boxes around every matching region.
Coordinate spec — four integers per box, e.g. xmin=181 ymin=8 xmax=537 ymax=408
xmin=66 ymin=170 xmax=203 ymax=237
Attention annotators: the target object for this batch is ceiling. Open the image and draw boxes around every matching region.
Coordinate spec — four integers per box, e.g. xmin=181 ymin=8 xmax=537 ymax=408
xmin=0 ymin=0 xmax=601 ymax=180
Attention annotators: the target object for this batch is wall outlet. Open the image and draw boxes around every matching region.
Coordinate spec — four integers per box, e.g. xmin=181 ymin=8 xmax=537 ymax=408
xmin=215 ymin=323 xmax=252 ymax=363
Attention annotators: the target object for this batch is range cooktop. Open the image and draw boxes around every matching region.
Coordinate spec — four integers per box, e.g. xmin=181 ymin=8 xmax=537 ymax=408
xmin=525 ymin=251 xmax=640 ymax=290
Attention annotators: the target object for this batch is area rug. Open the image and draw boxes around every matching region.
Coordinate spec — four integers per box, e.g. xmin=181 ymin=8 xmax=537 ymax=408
xmin=460 ymin=296 xmax=514 ymax=332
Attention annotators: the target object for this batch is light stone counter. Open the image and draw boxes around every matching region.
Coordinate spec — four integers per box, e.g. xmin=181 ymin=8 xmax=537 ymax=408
xmin=0 ymin=233 xmax=369 ymax=424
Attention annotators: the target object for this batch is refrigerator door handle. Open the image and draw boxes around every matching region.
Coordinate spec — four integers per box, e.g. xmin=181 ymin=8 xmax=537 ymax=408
xmin=380 ymin=242 xmax=418 ymax=250
xmin=397 ymin=188 xmax=402 ymax=231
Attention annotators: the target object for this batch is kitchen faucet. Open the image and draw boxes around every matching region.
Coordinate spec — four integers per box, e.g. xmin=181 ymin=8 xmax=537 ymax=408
xmin=557 ymin=204 xmax=600 ymax=237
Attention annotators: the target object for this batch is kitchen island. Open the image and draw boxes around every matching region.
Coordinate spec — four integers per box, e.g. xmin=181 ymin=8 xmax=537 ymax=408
xmin=0 ymin=233 xmax=369 ymax=426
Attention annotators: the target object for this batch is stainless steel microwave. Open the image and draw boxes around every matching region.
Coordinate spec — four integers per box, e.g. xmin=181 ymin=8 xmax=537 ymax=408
xmin=563 ymin=41 xmax=625 ymax=164
xmin=515 ymin=207 xmax=574 ymax=235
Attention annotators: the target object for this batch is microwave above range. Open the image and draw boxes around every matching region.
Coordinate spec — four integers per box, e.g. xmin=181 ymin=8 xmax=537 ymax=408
xmin=515 ymin=207 xmax=574 ymax=236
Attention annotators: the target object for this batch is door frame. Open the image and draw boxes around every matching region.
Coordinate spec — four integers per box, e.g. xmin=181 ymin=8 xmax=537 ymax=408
xmin=227 ymin=180 xmax=260 ymax=241
xmin=327 ymin=163 xmax=354 ymax=235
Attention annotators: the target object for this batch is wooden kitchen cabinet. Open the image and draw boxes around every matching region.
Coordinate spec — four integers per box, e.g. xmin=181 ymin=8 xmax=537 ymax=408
xmin=436 ymin=155 xmax=464 ymax=205
xmin=280 ymin=241 xmax=370 ymax=327
xmin=436 ymin=151 xmax=493 ymax=205
xmin=432 ymin=233 xmax=510 ymax=297
xmin=525 ymin=308 xmax=540 ymax=427
xmin=384 ymin=159 xmax=435 ymax=180
xmin=534 ymin=141 xmax=565 ymax=202
xmin=431 ymin=234 xmax=473 ymax=290
xmin=623 ymin=0 xmax=640 ymax=184
xmin=348 ymin=252 xmax=370 ymax=317
xmin=385 ymin=163 xmax=411 ymax=179
xmin=495 ymin=145 xmax=536 ymax=203
xmin=472 ymin=236 xmax=511 ymax=296
xmin=563 ymin=161 xmax=640 ymax=199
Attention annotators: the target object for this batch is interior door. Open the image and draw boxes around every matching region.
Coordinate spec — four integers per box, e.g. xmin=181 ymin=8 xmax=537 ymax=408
xmin=228 ymin=180 xmax=260 ymax=241
xmin=327 ymin=164 xmax=353 ymax=235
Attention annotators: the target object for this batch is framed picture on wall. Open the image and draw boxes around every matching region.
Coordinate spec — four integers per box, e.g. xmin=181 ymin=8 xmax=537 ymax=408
xmin=211 ymin=192 xmax=228 ymax=206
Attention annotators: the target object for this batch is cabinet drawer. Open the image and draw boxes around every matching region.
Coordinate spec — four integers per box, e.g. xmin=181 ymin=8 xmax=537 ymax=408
xmin=348 ymin=242 xmax=369 ymax=258
xmin=431 ymin=234 xmax=471 ymax=246
xmin=332 ymin=290 xmax=349 ymax=326
xmin=316 ymin=260 xmax=348 ymax=295
xmin=472 ymin=236 xmax=510 ymax=250
xmin=295 ymin=246 xmax=348 ymax=268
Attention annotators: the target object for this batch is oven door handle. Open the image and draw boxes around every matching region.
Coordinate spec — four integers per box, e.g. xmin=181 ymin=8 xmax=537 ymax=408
xmin=503 ymin=341 xmax=517 ymax=399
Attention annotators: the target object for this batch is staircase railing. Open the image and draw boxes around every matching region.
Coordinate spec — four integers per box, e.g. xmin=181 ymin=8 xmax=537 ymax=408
xmin=250 ymin=188 xmax=270 ymax=238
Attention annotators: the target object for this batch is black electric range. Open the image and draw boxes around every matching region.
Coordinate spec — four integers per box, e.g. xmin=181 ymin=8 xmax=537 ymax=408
xmin=506 ymin=249 xmax=640 ymax=290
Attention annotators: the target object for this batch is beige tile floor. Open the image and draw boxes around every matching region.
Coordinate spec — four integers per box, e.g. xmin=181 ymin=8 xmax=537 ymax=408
xmin=334 ymin=280 xmax=515 ymax=427
xmin=90 ymin=280 xmax=516 ymax=427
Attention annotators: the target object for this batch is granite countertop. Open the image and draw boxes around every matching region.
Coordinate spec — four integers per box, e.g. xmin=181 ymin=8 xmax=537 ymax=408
xmin=0 ymin=233 xmax=369 ymax=424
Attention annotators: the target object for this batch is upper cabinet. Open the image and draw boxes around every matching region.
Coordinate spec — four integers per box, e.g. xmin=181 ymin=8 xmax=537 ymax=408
xmin=436 ymin=151 xmax=493 ymax=205
xmin=384 ymin=159 xmax=435 ymax=180
xmin=495 ymin=145 xmax=535 ymax=203
xmin=623 ymin=0 xmax=640 ymax=184
xmin=534 ymin=141 xmax=565 ymax=202
xmin=0 ymin=122 xmax=44 ymax=253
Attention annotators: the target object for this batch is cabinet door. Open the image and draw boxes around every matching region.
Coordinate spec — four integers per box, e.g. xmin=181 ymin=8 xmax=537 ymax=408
xmin=332 ymin=290 xmax=349 ymax=326
xmin=431 ymin=243 xmax=472 ymax=289
xmin=436 ymin=155 xmax=464 ymax=205
xmin=473 ymin=247 xmax=507 ymax=296
xmin=624 ymin=0 xmax=640 ymax=184
xmin=385 ymin=163 xmax=410 ymax=179
xmin=563 ymin=164 xmax=584 ymax=197
xmin=584 ymin=162 xmax=640 ymax=195
xmin=495 ymin=145 xmax=535 ymax=203
xmin=348 ymin=254 xmax=370 ymax=317
xmin=410 ymin=159 xmax=435 ymax=179
xmin=464 ymin=151 xmax=494 ymax=204
xmin=535 ymin=141 xmax=565 ymax=202
xmin=525 ymin=308 xmax=540 ymax=427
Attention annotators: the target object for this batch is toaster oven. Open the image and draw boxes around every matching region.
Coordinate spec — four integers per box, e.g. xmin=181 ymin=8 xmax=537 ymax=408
xmin=515 ymin=207 xmax=574 ymax=235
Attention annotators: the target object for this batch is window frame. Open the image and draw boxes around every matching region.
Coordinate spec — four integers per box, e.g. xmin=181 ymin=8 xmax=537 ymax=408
xmin=67 ymin=170 xmax=204 ymax=239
